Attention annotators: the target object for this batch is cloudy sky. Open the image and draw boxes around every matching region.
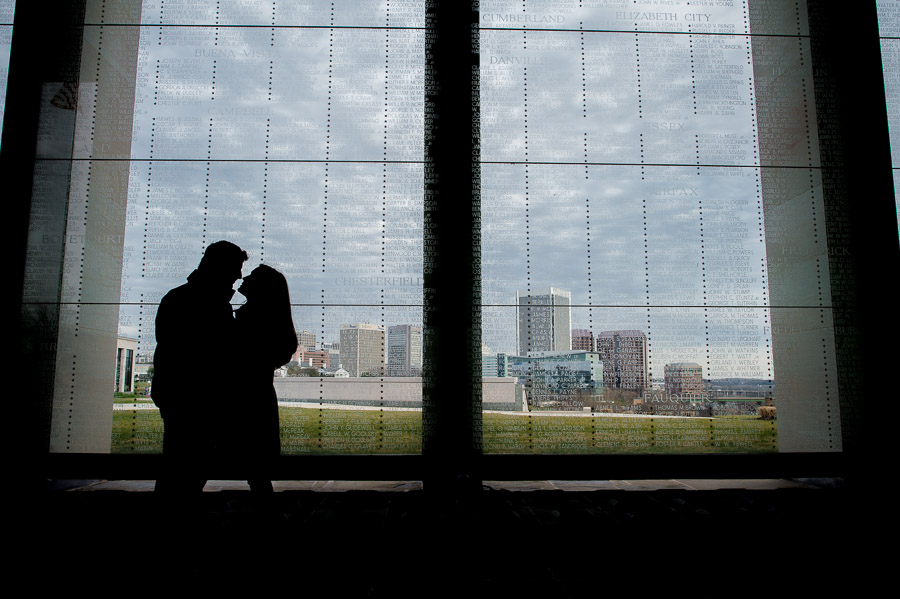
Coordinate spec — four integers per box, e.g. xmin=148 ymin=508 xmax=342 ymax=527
xmin=106 ymin=0 xmax=783 ymax=380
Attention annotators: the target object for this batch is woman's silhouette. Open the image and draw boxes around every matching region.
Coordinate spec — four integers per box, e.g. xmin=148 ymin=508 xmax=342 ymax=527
xmin=233 ymin=264 xmax=298 ymax=492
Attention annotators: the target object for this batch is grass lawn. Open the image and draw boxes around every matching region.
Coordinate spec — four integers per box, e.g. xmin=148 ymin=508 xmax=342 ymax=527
xmin=483 ymin=413 xmax=776 ymax=454
xmin=112 ymin=406 xmax=776 ymax=454
xmin=111 ymin=408 xmax=165 ymax=453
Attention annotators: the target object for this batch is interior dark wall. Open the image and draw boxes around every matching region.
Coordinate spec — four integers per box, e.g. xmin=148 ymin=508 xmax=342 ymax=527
xmin=7 ymin=1 xmax=88 ymax=490
xmin=807 ymin=0 xmax=897 ymax=485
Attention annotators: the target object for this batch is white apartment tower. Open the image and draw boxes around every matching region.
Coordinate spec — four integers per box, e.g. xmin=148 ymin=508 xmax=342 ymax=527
xmin=516 ymin=288 xmax=572 ymax=356
xmin=339 ymin=324 xmax=385 ymax=377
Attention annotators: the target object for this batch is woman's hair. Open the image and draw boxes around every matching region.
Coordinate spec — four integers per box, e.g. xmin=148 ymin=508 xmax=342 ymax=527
xmin=245 ymin=264 xmax=299 ymax=365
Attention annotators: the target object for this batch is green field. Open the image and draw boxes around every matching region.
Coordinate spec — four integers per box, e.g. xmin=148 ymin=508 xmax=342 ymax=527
xmin=112 ymin=405 xmax=776 ymax=454
xmin=483 ymin=412 xmax=776 ymax=454
xmin=111 ymin=405 xmax=165 ymax=453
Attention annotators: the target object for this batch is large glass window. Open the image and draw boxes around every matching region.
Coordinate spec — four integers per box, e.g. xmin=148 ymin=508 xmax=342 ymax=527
xmin=16 ymin=0 xmax=888 ymax=469
xmin=479 ymin=0 xmax=837 ymax=454
xmin=24 ymin=0 xmax=425 ymax=455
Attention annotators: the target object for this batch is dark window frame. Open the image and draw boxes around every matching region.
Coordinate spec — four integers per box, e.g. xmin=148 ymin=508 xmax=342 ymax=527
xmin=9 ymin=0 xmax=895 ymax=488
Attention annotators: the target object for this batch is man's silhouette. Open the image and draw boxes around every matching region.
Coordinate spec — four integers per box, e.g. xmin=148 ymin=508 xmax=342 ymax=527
xmin=152 ymin=240 xmax=248 ymax=493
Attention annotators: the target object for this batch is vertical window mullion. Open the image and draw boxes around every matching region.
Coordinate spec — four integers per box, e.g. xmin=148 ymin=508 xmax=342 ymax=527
xmin=422 ymin=0 xmax=482 ymax=491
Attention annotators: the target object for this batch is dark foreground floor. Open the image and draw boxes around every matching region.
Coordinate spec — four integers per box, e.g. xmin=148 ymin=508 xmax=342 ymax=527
xmin=19 ymin=480 xmax=871 ymax=596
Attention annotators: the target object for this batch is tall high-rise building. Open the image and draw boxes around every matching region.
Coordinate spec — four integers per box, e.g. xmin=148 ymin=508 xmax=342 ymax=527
xmin=339 ymin=324 xmax=385 ymax=377
xmin=664 ymin=362 xmax=704 ymax=396
xmin=387 ymin=324 xmax=422 ymax=377
xmin=298 ymin=330 xmax=317 ymax=350
xmin=571 ymin=328 xmax=595 ymax=352
xmin=596 ymin=330 xmax=649 ymax=392
xmin=516 ymin=288 xmax=572 ymax=355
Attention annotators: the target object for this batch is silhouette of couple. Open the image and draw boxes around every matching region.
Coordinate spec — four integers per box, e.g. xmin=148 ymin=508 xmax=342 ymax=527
xmin=152 ymin=241 xmax=298 ymax=494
